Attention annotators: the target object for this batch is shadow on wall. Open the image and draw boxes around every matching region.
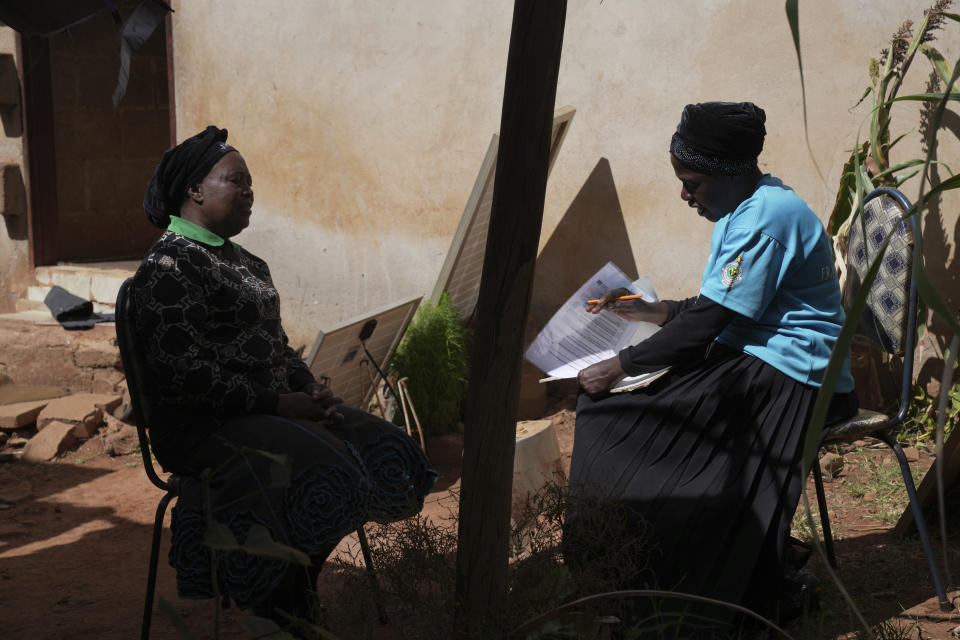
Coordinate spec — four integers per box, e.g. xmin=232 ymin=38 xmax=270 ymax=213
xmin=916 ymin=107 xmax=960 ymax=389
xmin=529 ymin=157 xmax=639 ymax=331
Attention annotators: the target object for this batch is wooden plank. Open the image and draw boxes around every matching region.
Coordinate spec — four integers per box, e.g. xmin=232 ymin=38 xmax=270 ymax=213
xmin=18 ymin=34 xmax=59 ymax=266
xmin=454 ymin=0 xmax=567 ymax=633
xmin=430 ymin=105 xmax=576 ymax=322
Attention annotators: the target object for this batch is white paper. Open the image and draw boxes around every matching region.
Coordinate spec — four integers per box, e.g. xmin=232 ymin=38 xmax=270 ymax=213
xmin=524 ymin=261 xmax=663 ymax=390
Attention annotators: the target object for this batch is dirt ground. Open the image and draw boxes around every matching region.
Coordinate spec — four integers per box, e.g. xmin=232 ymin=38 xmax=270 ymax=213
xmin=1 ymin=397 xmax=959 ymax=639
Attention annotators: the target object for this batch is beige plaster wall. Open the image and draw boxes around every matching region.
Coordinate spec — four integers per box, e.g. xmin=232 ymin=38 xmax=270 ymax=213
xmin=0 ymin=28 xmax=29 ymax=313
xmin=167 ymin=0 xmax=959 ymax=351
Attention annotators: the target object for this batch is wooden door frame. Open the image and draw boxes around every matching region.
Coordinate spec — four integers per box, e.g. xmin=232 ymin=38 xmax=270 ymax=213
xmin=17 ymin=14 xmax=176 ymax=268
xmin=17 ymin=33 xmax=58 ymax=267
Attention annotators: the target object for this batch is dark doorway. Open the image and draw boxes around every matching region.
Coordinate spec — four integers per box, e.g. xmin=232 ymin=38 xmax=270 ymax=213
xmin=21 ymin=6 xmax=171 ymax=265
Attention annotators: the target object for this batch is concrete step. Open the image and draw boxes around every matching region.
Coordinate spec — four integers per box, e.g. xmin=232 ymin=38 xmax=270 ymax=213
xmin=33 ymin=262 xmax=138 ymax=307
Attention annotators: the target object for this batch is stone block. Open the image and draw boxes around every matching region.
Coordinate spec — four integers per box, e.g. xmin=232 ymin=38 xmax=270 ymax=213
xmin=26 ymin=285 xmax=52 ymax=302
xmin=2 ymin=343 xmax=91 ymax=389
xmin=34 ymin=267 xmax=53 ymax=285
xmin=22 ymin=420 xmax=78 ymax=461
xmin=47 ymin=271 xmax=92 ymax=301
xmin=819 ymin=452 xmax=844 ymax=480
xmin=75 ymin=342 xmax=121 ymax=368
xmin=92 ymin=369 xmax=125 ymax=394
xmin=14 ymin=299 xmax=46 ymax=312
xmin=0 ymin=399 xmax=50 ymax=429
xmin=36 ymin=393 xmax=120 ymax=431
xmin=104 ymin=424 xmax=139 ymax=456
xmin=90 ymin=275 xmax=128 ymax=305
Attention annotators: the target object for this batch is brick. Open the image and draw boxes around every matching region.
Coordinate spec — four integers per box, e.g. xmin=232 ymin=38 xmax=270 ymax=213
xmin=0 ymin=399 xmax=50 ymax=429
xmin=104 ymin=424 xmax=139 ymax=456
xmin=91 ymin=369 xmax=125 ymax=394
xmin=90 ymin=275 xmax=129 ymax=305
xmin=120 ymin=109 xmax=171 ymax=159
xmin=22 ymin=420 xmax=78 ymax=462
xmin=47 ymin=270 xmax=92 ymax=300
xmin=55 ymin=159 xmax=87 ymax=210
xmin=75 ymin=342 xmax=121 ymax=368
xmin=77 ymin=63 xmax=120 ymax=109
xmin=37 ymin=393 xmax=120 ymax=430
xmin=26 ymin=285 xmax=52 ymax=302
xmin=116 ymin=56 xmax=156 ymax=108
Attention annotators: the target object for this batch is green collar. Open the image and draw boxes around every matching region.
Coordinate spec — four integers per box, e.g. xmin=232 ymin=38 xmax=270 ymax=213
xmin=168 ymin=216 xmax=225 ymax=246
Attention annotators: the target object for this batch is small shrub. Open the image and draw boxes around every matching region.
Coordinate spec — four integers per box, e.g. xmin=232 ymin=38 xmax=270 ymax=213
xmin=389 ymin=293 xmax=471 ymax=436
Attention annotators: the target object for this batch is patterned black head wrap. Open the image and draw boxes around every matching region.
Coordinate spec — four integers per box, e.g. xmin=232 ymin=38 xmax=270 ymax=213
xmin=670 ymin=102 xmax=766 ymax=176
xmin=143 ymin=125 xmax=236 ymax=228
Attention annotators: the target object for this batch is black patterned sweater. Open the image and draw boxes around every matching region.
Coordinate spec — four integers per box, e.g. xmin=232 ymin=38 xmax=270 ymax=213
xmin=131 ymin=229 xmax=316 ymax=466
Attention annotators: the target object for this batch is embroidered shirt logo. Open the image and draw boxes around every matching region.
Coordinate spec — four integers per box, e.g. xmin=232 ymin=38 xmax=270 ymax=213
xmin=721 ymin=254 xmax=743 ymax=287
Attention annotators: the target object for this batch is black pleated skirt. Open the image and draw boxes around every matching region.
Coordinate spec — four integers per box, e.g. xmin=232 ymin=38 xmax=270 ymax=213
xmin=566 ymin=344 xmax=819 ymax=622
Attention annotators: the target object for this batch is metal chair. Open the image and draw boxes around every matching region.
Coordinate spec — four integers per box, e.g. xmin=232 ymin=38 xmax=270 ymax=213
xmin=811 ymin=187 xmax=950 ymax=610
xmin=116 ymin=278 xmax=388 ymax=636
xmin=115 ymin=278 xmax=181 ymax=640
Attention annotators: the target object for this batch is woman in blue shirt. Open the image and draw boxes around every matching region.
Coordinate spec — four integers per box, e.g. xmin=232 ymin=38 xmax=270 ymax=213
xmin=567 ymin=102 xmax=857 ymax=631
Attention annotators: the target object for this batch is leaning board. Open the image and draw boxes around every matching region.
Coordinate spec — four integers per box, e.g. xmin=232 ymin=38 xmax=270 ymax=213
xmin=430 ymin=105 xmax=576 ymax=321
xmin=305 ymin=296 xmax=421 ymax=409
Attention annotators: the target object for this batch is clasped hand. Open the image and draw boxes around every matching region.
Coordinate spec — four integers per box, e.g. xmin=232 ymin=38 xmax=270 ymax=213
xmin=275 ymin=382 xmax=344 ymax=423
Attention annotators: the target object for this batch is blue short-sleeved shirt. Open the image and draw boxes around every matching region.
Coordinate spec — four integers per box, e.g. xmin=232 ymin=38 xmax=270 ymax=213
xmin=699 ymin=175 xmax=854 ymax=392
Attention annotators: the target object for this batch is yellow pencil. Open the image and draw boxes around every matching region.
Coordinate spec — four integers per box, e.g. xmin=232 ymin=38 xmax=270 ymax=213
xmin=586 ymin=293 xmax=644 ymax=305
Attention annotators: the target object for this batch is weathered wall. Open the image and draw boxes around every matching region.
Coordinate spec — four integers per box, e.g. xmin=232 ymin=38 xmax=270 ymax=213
xmin=0 ymin=28 xmax=29 ymax=313
xmin=162 ymin=0 xmax=958 ymax=360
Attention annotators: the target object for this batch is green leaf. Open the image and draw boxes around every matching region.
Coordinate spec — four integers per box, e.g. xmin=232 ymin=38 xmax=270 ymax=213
xmin=890 ymin=92 xmax=960 ymax=102
xmin=873 ymin=158 xmax=924 ymax=179
xmin=893 ymin=169 xmax=921 ymax=186
xmin=903 ymin=14 xmax=930 ymax=63
xmin=918 ymin=44 xmax=958 ymax=93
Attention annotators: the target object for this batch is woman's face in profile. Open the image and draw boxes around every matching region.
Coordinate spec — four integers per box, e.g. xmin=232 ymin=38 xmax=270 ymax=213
xmin=669 ymin=153 xmax=730 ymax=223
xmin=195 ymin=151 xmax=255 ymax=238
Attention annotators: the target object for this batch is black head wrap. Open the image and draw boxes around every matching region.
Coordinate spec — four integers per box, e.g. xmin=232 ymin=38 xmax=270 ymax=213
xmin=670 ymin=102 xmax=766 ymax=176
xmin=143 ymin=125 xmax=236 ymax=228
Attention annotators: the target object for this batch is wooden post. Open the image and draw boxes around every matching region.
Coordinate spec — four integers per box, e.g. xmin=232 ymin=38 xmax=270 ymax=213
xmin=454 ymin=1 xmax=566 ymax=635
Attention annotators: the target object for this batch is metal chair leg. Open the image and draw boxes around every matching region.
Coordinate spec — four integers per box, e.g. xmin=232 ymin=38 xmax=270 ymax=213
xmin=879 ymin=433 xmax=951 ymax=611
xmin=143 ymin=492 xmax=175 ymax=640
xmin=811 ymin=458 xmax=838 ymax=568
xmin=356 ymin=526 xmax=388 ymax=625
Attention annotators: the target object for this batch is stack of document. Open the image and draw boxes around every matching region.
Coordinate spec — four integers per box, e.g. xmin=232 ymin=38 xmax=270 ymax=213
xmin=524 ymin=262 xmax=669 ymax=393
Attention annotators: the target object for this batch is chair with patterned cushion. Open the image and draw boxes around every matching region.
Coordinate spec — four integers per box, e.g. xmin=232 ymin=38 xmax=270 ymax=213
xmin=810 ymin=187 xmax=950 ymax=610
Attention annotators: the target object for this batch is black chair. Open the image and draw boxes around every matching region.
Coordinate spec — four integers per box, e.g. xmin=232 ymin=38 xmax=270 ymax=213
xmin=115 ymin=278 xmax=181 ymax=640
xmin=810 ymin=187 xmax=950 ymax=610
xmin=116 ymin=278 xmax=388 ymax=637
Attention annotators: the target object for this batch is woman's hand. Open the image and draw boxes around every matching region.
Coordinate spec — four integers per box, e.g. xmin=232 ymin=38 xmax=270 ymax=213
xmin=586 ymin=288 xmax=670 ymax=325
xmin=276 ymin=384 xmax=343 ymax=422
xmin=577 ymin=356 xmax=627 ymax=396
